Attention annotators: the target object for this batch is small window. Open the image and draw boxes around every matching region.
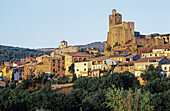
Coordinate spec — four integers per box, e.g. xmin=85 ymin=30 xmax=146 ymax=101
xmin=53 ymin=64 xmax=55 ymax=66
xmin=53 ymin=69 xmax=55 ymax=72
xmin=53 ymin=60 xmax=55 ymax=63
xmin=84 ymin=68 xmax=86 ymax=71
xmin=84 ymin=63 xmax=86 ymax=66
xmin=77 ymin=69 xmax=79 ymax=71
xmin=164 ymin=67 xmax=167 ymax=70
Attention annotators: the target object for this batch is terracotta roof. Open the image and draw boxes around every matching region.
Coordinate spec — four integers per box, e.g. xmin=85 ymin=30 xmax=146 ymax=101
xmin=46 ymin=57 xmax=61 ymax=60
xmin=135 ymin=57 xmax=165 ymax=63
xmin=15 ymin=62 xmax=27 ymax=66
xmin=65 ymin=52 xmax=92 ymax=57
xmin=119 ymin=61 xmax=134 ymax=66
xmin=109 ymin=54 xmax=130 ymax=57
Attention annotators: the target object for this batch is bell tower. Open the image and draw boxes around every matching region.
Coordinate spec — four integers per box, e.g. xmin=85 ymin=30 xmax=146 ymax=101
xmin=109 ymin=9 xmax=122 ymax=27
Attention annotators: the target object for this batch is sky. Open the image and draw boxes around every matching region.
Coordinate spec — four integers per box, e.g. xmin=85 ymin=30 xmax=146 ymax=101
xmin=0 ymin=0 xmax=170 ymax=49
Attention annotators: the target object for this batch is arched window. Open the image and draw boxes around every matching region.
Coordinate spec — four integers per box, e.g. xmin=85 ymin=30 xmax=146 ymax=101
xmin=74 ymin=58 xmax=78 ymax=62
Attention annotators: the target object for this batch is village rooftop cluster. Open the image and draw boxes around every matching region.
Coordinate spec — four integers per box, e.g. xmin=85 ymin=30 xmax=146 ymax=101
xmin=0 ymin=9 xmax=170 ymax=87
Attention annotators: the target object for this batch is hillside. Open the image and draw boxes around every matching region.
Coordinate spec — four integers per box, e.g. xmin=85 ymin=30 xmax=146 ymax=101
xmin=75 ymin=41 xmax=106 ymax=52
xmin=0 ymin=45 xmax=51 ymax=64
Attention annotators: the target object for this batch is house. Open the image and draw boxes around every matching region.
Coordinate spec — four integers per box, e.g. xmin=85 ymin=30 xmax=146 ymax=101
xmin=12 ymin=67 xmax=24 ymax=82
xmin=134 ymin=57 xmax=169 ymax=77
xmin=114 ymin=61 xmax=135 ymax=74
xmin=65 ymin=52 xmax=93 ymax=76
xmin=74 ymin=61 xmax=91 ymax=78
xmin=86 ymin=46 xmax=100 ymax=53
xmin=42 ymin=56 xmax=65 ymax=76
xmin=91 ymin=59 xmax=117 ymax=77
xmin=51 ymin=40 xmax=79 ymax=57
xmin=74 ymin=59 xmax=117 ymax=78
xmin=141 ymin=48 xmax=170 ymax=58
xmin=24 ymin=63 xmax=37 ymax=79
xmin=36 ymin=54 xmax=50 ymax=63
xmin=161 ymin=63 xmax=170 ymax=77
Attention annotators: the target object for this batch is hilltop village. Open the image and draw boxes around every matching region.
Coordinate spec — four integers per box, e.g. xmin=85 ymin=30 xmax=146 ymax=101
xmin=0 ymin=9 xmax=170 ymax=86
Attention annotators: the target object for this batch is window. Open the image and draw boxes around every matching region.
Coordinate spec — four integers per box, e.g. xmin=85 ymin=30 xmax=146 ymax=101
xmin=53 ymin=69 xmax=55 ymax=72
xmin=84 ymin=68 xmax=86 ymax=71
xmin=58 ymin=69 xmax=60 ymax=71
xmin=53 ymin=60 xmax=55 ymax=63
xmin=62 ymin=57 xmax=64 ymax=60
xmin=63 ymin=62 xmax=64 ymax=64
xmin=155 ymin=54 xmax=157 ymax=57
xmin=79 ymin=58 xmax=82 ymax=62
xmin=104 ymin=61 xmax=106 ymax=64
xmin=77 ymin=69 xmax=79 ymax=71
xmin=58 ymin=60 xmax=60 ymax=63
xmin=126 ymin=58 xmax=130 ymax=61
xmin=164 ymin=67 xmax=167 ymax=70
xmin=53 ymin=64 xmax=55 ymax=66
xmin=58 ymin=65 xmax=60 ymax=68
xmin=84 ymin=63 xmax=86 ymax=66
xmin=83 ymin=58 xmax=86 ymax=61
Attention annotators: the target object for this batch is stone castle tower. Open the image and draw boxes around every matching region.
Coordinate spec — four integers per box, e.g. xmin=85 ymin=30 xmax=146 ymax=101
xmin=105 ymin=9 xmax=134 ymax=50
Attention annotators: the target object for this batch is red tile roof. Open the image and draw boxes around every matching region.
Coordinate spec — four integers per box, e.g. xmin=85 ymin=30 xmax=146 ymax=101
xmin=65 ymin=52 xmax=92 ymax=57
xmin=135 ymin=57 xmax=165 ymax=63
xmin=15 ymin=63 xmax=27 ymax=66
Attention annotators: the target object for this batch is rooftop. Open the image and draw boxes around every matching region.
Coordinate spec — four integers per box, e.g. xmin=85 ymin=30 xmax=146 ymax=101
xmin=65 ymin=52 xmax=92 ymax=57
xmin=135 ymin=57 xmax=165 ymax=63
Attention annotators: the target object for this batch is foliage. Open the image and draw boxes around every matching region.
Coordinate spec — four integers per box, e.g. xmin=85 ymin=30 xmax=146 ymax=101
xmin=72 ymin=74 xmax=77 ymax=83
xmin=0 ymin=45 xmax=51 ymax=64
xmin=106 ymin=46 xmax=111 ymax=51
xmin=0 ymin=69 xmax=169 ymax=110
xmin=57 ymin=76 xmax=71 ymax=84
xmin=142 ymin=77 xmax=170 ymax=94
xmin=106 ymin=85 xmax=155 ymax=111
xmin=141 ymin=65 xmax=164 ymax=82
xmin=69 ymin=63 xmax=74 ymax=74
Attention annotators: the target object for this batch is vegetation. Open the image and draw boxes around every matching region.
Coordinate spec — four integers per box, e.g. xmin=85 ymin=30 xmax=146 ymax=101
xmin=0 ymin=45 xmax=51 ymax=64
xmin=106 ymin=46 xmax=112 ymax=51
xmin=0 ymin=66 xmax=169 ymax=110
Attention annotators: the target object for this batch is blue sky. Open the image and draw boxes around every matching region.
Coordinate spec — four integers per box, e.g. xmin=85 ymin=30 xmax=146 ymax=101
xmin=0 ymin=0 xmax=170 ymax=49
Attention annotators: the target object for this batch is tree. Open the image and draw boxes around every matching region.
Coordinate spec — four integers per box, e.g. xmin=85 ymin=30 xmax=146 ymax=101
xmin=69 ymin=63 xmax=74 ymax=74
xmin=141 ymin=65 xmax=164 ymax=82
xmin=72 ymin=74 xmax=77 ymax=83
xmin=106 ymin=85 xmax=155 ymax=111
xmin=106 ymin=46 xmax=111 ymax=51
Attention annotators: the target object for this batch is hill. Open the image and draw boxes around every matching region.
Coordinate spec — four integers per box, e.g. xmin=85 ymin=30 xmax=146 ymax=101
xmin=0 ymin=45 xmax=51 ymax=64
xmin=75 ymin=41 xmax=106 ymax=52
